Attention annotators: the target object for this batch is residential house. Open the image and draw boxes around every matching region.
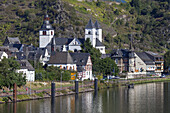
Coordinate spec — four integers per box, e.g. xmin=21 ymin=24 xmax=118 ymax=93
xmin=48 ymin=52 xmax=77 ymax=71
xmin=70 ymin=53 xmax=93 ymax=80
xmin=16 ymin=60 xmax=35 ymax=81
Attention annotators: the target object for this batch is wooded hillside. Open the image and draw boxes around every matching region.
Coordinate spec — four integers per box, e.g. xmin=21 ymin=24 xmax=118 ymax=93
xmin=0 ymin=0 xmax=169 ymax=53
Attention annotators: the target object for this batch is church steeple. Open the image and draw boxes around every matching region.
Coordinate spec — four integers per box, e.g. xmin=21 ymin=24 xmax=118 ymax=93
xmin=94 ymin=20 xmax=101 ymax=29
xmin=85 ymin=19 xmax=95 ymax=29
xmin=41 ymin=14 xmax=53 ymax=30
xmin=39 ymin=14 xmax=54 ymax=48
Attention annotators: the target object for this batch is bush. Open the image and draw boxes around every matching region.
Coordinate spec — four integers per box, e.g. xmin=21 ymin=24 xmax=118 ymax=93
xmin=2 ymin=97 xmax=9 ymax=102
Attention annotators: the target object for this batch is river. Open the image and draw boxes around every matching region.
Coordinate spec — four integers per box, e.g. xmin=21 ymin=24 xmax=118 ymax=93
xmin=0 ymin=82 xmax=170 ymax=113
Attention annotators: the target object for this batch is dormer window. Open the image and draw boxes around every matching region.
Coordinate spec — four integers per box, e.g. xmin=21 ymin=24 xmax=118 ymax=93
xmin=43 ymin=31 xmax=46 ymax=35
xmin=80 ymin=59 xmax=84 ymax=62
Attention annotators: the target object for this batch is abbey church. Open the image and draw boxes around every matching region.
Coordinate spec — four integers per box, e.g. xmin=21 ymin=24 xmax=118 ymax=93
xmin=39 ymin=14 xmax=105 ymax=54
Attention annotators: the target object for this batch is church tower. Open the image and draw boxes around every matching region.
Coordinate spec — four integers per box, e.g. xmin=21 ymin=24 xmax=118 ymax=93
xmin=94 ymin=20 xmax=102 ymax=42
xmin=128 ymin=34 xmax=135 ymax=72
xmin=85 ymin=19 xmax=96 ymax=47
xmin=39 ymin=14 xmax=54 ymax=48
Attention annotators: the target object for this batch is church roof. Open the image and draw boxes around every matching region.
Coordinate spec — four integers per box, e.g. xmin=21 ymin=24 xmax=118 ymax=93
xmin=85 ymin=19 xmax=95 ymax=29
xmin=40 ymin=14 xmax=54 ymax=30
xmin=48 ymin=52 xmax=74 ymax=64
xmin=96 ymin=38 xmax=104 ymax=46
xmin=94 ymin=20 xmax=101 ymax=29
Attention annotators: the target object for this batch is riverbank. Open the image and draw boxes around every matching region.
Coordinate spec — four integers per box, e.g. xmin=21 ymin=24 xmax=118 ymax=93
xmin=0 ymin=77 xmax=170 ymax=104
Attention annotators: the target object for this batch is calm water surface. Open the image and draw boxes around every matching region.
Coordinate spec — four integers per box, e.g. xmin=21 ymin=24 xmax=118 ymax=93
xmin=0 ymin=82 xmax=170 ymax=113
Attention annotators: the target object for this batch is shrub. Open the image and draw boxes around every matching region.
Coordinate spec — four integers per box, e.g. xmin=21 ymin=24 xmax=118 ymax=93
xmin=2 ymin=97 xmax=9 ymax=102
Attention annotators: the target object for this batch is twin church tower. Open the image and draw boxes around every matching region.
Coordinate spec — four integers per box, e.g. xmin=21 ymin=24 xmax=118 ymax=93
xmin=39 ymin=14 xmax=105 ymax=54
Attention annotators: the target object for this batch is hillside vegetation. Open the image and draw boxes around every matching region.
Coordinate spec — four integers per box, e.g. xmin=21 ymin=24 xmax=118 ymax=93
xmin=0 ymin=0 xmax=169 ymax=53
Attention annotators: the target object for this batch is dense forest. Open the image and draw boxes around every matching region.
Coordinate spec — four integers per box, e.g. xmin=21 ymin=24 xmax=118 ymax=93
xmin=0 ymin=0 xmax=169 ymax=53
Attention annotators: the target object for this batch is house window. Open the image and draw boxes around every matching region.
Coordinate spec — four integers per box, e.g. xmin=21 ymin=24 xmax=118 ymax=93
xmin=43 ymin=31 xmax=46 ymax=35
xmin=51 ymin=31 xmax=53 ymax=35
xmin=100 ymin=48 xmax=103 ymax=50
xmin=88 ymin=31 xmax=91 ymax=34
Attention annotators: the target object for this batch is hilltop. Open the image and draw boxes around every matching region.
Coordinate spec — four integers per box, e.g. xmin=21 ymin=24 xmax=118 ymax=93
xmin=0 ymin=0 xmax=169 ymax=53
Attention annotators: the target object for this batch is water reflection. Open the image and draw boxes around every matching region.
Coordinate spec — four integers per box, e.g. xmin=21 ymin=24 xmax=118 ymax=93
xmin=0 ymin=82 xmax=170 ymax=113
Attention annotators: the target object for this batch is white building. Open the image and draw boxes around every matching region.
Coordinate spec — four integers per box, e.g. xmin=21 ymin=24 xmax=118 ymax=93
xmin=16 ymin=60 xmax=35 ymax=81
xmin=39 ymin=14 xmax=54 ymax=48
xmin=85 ymin=19 xmax=105 ymax=54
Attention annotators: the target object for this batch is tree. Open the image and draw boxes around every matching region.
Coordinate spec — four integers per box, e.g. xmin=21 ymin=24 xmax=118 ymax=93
xmin=0 ymin=58 xmax=26 ymax=89
xmin=81 ymin=38 xmax=101 ymax=73
xmin=99 ymin=58 xmax=119 ymax=76
xmin=164 ymin=50 xmax=170 ymax=72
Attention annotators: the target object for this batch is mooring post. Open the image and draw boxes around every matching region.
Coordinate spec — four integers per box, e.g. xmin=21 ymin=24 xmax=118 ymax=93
xmin=13 ymin=83 xmax=17 ymax=103
xmin=94 ymin=78 xmax=98 ymax=92
xmin=51 ymin=82 xmax=55 ymax=98
xmin=75 ymin=79 xmax=79 ymax=94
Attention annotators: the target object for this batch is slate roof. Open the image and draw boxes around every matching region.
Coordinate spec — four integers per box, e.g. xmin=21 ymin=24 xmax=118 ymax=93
xmin=70 ymin=53 xmax=90 ymax=66
xmin=111 ymin=49 xmax=123 ymax=58
xmin=12 ymin=44 xmax=23 ymax=51
xmin=8 ymin=37 xmax=21 ymax=44
xmin=17 ymin=60 xmax=35 ymax=71
xmin=11 ymin=52 xmax=26 ymax=60
xmin=136 ymin=52 xmax=155 ymax=65
xmin=3 ymin=37 xmax=21 ymax=46
xmin=48 ymin=52 xmax=74 ymax=64
xmin=55 ymin=38 xmax=73 ymax=45
xmin=85 ymin=19 xmax=95 ymax=29
xmin=111 ymin=49 xmax=130 ymax=58
xmin=94 ymin=20 xmax=101 ymax=29
xmin=96 ymin=38 xmax=104 ymax=46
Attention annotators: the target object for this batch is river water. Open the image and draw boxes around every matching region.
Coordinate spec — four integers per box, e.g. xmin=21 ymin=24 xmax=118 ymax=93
xmin=0 ymin=82 xmax=170 ymax=113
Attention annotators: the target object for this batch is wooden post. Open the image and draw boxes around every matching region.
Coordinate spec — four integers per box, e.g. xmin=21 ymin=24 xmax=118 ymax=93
xmin=75 ymin=79 xmax=79 ymax=94
xmin=13 ymin=83 xmax=17 ymax=103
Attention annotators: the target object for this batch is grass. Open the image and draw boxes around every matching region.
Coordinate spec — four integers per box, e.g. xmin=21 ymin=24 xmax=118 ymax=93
xmin=17 ymin=95 xmax=30 ymax=100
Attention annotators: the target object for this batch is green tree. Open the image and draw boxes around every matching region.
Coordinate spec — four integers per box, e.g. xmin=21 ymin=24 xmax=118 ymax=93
xmin=99 ymin=58 xmax=119 ymax=76
xmin=0 ymin=58 xmax=26 ymax=89
xmin=164 ymin=50 xmax=170 ymax=72
xmin=81 ymin=38 xmax=101 ymax=73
